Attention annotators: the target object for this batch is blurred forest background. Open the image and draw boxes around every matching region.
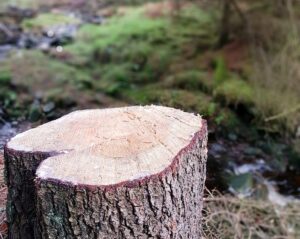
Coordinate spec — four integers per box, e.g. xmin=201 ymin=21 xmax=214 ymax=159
xmin=0 ymin=0 xmax=300 ymax=238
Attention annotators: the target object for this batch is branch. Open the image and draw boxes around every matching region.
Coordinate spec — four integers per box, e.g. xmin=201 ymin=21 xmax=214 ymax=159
xmin=265 ymin=104 xmax=300 ymax=122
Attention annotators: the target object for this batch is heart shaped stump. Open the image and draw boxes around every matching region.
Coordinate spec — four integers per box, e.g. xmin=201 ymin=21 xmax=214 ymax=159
xmin=5 ymin=106 xmax=207 ymax=239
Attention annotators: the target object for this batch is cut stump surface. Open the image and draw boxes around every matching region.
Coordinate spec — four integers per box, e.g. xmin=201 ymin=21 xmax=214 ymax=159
xmin=5 ymin=105 xmax=208 ymax=239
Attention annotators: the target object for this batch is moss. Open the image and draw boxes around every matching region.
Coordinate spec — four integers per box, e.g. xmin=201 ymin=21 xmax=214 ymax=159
xmin=0 ymin=86 xmax=16 ymax=105
xmin=44 ymin=88 xmax=76 ymax=108
xmin=169 ymin=5 xmax=219 ymax=48
xmin=92 ymin=44 xmax=173 ymax=81
xmin=10 ymin=51 xmax=91 ymax=90
xmin=94 ymin=64 xmax=132 ymax=95
xmin=214 ymin=77 xmax=254 ymax=105
xmin=0 ymin=63 xmax=20 ymax=116
xmin=123 ymin=86 xmax=212 ymax=113
xmin=63 ymin=43 xmax=94 ymax=66
xmin=66 ymin=2 xmax=218 ymax=66
xmin=215 ymin=109 xmax=241 ymax=128
xmin=0 ymin=69 xmax=11 ymax=86
xmin=69 ymin=8 xmax=168 ymax=57
xmin=213 ymin=56 xmax=228 ymax=86
xmin=88 ymin=9 xmax=167 ymax=48
xmin=120 ymin=41 xmax=152 ymax=62
xmin=124 ymin=86 xmax=240 ymax=128
xmin=163 ymin=70 xmax=213 ymax=92
xmin=22 ymin=12 xmax=80 ymax=31
xmin=6 ymin=50 xmax=93 ymax=111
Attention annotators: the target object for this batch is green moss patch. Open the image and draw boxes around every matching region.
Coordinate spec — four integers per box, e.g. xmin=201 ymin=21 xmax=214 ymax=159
xmin=214 ymin=77 xmax=254 ymax=105
xmin=22 ymin=12 xmax=80 ymax=31
xmin=123 ymin=86 xmax=212 ymax=113
xmin=163 ymin=70 xmax=213 ymax=93
xmin=6 ymin=50 xmax=94 ymax=113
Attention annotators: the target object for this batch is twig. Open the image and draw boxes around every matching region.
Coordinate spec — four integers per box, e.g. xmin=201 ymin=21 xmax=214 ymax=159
xmin=265 ymin=104 xmax=300 ymax=122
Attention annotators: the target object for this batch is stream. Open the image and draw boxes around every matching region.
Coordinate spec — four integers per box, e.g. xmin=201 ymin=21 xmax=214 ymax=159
xmin=207 ymin=132 xmax=300 ymax=205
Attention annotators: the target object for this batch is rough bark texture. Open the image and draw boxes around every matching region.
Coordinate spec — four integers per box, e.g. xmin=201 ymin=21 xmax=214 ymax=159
xmin=35 ymin=123 xmax=207 ymax=239
xmin=4 ymin=148 xmax=56 ymax=239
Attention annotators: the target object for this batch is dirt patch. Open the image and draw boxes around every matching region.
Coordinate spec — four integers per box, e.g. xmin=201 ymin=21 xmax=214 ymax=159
xmin=222 ymin=39 xmax=249 ymax=72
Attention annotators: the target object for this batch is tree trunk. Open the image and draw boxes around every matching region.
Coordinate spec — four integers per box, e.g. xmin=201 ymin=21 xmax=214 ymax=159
xmin=5 ymin=106 xmax=208 ymax=238
xmin=4 ymin=147 xmax=55 ymax=239
xmin=218 ymin=0 xmax=231 ymax=47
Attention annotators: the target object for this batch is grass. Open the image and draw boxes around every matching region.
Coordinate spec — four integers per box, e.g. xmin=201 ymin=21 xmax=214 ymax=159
xmin=203 ymin=190 xmax=300 ymax=238
xmin=226 ymin=1 xmax=300 ymax=132
xmin=250 ymin=38 xmax=300 ymax=132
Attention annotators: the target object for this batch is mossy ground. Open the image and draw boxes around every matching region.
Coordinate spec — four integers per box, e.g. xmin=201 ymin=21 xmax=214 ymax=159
xmin=2 ymin=2 xmax=298 ymax=133
xmin=62 ymin=4 xmax=233 ymax=122
xmin=22 ymin=12 xmax=81 ymax=31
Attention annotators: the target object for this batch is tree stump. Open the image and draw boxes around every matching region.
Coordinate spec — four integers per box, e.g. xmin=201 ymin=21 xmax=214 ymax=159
xmin=5 ymin=105 xmax=207 ymax=239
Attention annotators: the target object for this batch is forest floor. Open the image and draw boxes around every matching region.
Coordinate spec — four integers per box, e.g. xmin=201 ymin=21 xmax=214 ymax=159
xmin=0 ymin=0 xmax=300 ymax=238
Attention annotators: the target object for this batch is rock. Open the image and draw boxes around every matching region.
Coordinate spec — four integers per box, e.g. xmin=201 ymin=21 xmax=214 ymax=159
xmin=28 ymin=101 xmax=42 ymax=122
xmin=244 ymin=146 xmax=262 ymax=156
xmin=82 ymin=14 xmax=104 ymax=24
xmin=209 ymin=142 xmax=226 ymax=158
xmin=5 ymin=6 xmax=36 ymax=21
xmin=0 ymin=45 xmax=14 ymax=61
xmin=0 ymin=24 xmax=14 ymax=44
xmin=42 ymin=102 xmax=55 ymax=113
xmin=43 ymin=25 xmax=77 ymax=45
xmin=228 ymin=173 xmax=254 ymax=197
xmin=17 ymin=34 xmax=39 ymax=48
xmin=228 ymin=133 xmax=237 ymax=141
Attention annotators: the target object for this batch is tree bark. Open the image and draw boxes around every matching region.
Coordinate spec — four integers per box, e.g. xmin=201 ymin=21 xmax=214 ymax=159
xmin=4 ymin=147 xmax=56 ymax=239
xmin=4 ymin=106 xmax=208 ymax=238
